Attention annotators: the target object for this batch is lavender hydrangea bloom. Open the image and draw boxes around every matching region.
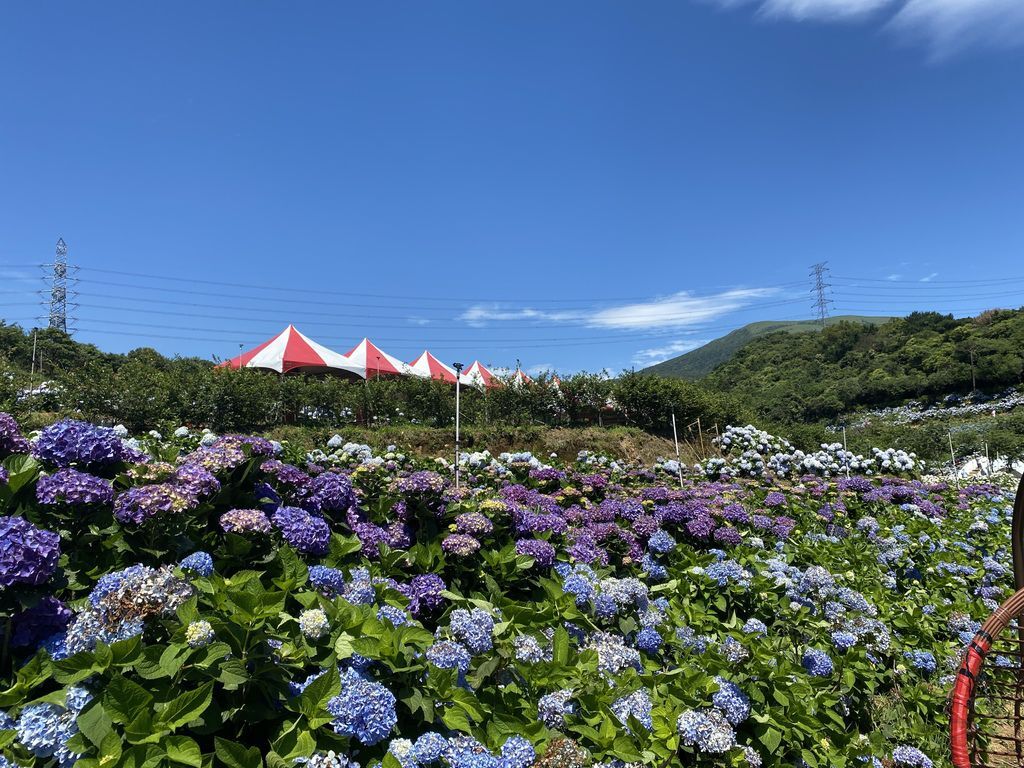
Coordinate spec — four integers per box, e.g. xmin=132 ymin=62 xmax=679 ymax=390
xmin=173 ymin=464 xmax=221 ymax=498
xmin=0 ymin=466 xmax=7 ymax=486
xmin=538 ymin=689 xmax=574 ymax=729
xmin=0 ymin=413 xmax=30 ymax=456
xmin=36 ymin=469 xmax=114 ymax=507
xmin=442 ymin=534 xmax=480 ymax=558
xmin=273 ymin=506 xmax=331 ymax=555
xmin=0 ymin=517 xmax=61 ymax=588
xmin=113 ymin=483 xmax=197 ymax=525
xmin=455 ymin=511 xmax=494 ymax=537
xmin=500 ymin=736 xmax=536 ymax=768
xmin=396 ymin=470 xmax=445 ymax=495
xmin=34 ymin=419 xmax=143 ymax=470
xmin=426 ymin=640 xmax=472 ymax=672
xmin=219 ymin=508 xmax=272 ymax=535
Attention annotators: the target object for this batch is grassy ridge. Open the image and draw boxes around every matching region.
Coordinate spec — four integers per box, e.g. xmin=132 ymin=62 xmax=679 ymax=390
xmin=640 ymin=316 xmax=892 ymax=379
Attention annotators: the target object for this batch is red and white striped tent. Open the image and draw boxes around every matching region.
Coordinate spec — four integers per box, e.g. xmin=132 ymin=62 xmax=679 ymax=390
xmin=408 ymin=351 xmax=458 ymax=384
xmin=344 ymin=338 xmax=412 ymax=379
xmin=510 ymin=369 xmax=533 ymax=388
xmin=459 ymin=360 xmax=500 ymax=390
xmin=219 ymin=325 xmax=363 ymax=375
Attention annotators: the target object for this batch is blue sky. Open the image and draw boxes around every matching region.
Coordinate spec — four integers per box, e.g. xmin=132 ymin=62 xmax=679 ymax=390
xmin=2 ymin=1 xmax=1023 ymax=375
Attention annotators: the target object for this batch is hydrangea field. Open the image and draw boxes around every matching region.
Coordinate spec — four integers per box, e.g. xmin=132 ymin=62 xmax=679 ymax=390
xmin=0 ymin=413 xmax=1012 ymax=768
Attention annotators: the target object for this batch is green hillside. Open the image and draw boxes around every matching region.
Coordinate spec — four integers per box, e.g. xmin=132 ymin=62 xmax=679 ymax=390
xmin=705 ymin=309 xmax=1024 ymax=423
xmin=641 ymin=315 xmax=893 ymax=379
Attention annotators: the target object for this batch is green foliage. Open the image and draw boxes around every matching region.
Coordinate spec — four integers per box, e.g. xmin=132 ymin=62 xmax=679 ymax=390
xmin=640 ymin=316 xmax=894 ymax=380
xmin=705 ymin=310 xmax=1024 ymax=422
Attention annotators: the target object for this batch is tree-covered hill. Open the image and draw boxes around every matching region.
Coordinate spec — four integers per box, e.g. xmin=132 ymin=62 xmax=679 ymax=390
xmin=641 ymin=316 xmax=893 ymax=379
xmin=705 ymin=309 xmax=1024 ymax=423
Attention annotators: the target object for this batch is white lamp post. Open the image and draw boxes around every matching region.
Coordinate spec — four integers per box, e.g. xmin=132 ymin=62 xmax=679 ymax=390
xmin=453 ymin=362 xmax=464 ymax=489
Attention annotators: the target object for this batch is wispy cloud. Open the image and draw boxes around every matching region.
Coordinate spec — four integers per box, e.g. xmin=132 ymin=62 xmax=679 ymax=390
xmin=703 ymin=0 xmax=1024 ymax=55
xmin=632 ymin=339 xmax=709 ymax=366
xmin=406 ymin=316 xmax=431 ymax=326
xmin=459 ymin=306 xmax=584 ymax=328
xmin=919 ymin=272 xmax=939 ymax=282
xmin=887 ymin=273 xmax=902 ymax=280
xmin=460 ymin=287 xmax=778 ymax=331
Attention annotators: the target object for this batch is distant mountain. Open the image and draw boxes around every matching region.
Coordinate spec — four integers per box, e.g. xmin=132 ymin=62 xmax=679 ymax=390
xmin=640 ymin=316 xmax=894 ymax=379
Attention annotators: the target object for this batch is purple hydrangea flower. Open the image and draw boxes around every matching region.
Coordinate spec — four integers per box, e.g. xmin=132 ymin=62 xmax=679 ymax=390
xmin=515 ymin=538 xmax=556 ymax=569
xmin=396 ymin=471 xmax=445 ymax=495
xmin=309 ymin=565 xmax=346 ymax=597
xmin=0 ymin=517 xmax=61 ymax=588
xmin=0 ymin=413 xmax=30 ymax=457
xmin=34 ymin=420 xmax=143 ymax=470
xmin=272 ymin=506 xmax=331 ymax=555
xmin=11 ymin=597 xmax=72 ymax=648
xmin=36 ymin=469 xmax=114 ymax=508
xmin=455 ymin=512 xmax=493 ymax=537
xmin=763 ymin=491 xmax=787 ymax=507
xmin=402 ymin=573 xmax=446 ymax=616
xmin=300 ymin=472 xmax=356 ymax=517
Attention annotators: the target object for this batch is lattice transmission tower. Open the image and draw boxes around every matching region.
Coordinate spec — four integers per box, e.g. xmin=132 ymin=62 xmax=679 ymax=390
xmin=809 ymin=261 xmax=833 ymax=327
xmin=42 ymin=238 xmax=78 ymax=334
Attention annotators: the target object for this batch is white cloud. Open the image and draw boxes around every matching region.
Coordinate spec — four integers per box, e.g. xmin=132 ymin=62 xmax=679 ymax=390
xmin=703 ymin=0 xmax=1024 ymax=54
xmin=919 ymin=272 xmax=939 ymax=282
xmin=407 ymin=316 xmax=431 ymax=326
xmin=632 ymin=339 xmax=709 ymax=366
xmin=887 ymin=274 xmax=902 ymax=280
xmin=460 ymin=288 xmax=777 ymax=331
xmin=891 ymin=0 xmax=1024 ymax=56
xmin=588 ymin=288 xmax=778 ymax=330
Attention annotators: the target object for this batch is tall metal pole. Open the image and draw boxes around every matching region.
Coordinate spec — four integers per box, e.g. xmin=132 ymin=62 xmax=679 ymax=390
xmin=810 ymin=261 xmax=832 ymax=327
xmin=453 ymin=362 xmax=464 ymax=489
xmin=842 ymin=425 xmax=851 ymax=479
xmin=30 ymin=329 xmax=37 ymax=378
xmin=670 ymin=410 xmax=684 ymax=489
xmin=47 ymin=238 xmax=72 ymax=333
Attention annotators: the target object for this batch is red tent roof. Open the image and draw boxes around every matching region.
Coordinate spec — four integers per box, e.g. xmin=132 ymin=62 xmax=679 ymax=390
xmin=343 ymin=338 xmax=412 ymax=379
xmin=219 ymin=325 xmax=362 ymax=375
xmin=408 ymin=351 xmax=458 ymax=383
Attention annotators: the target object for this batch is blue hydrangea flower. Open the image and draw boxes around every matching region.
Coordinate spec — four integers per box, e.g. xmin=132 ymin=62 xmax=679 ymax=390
xmin=634 ymin=627 xmax=662 ymax=654
xmin=802 ymin=648 xmax=834 ymax=677
xmin=499 ymin=735 xmax=536 ymax=768
xmin=742 ymin=618 xmax=767 ymax=637
xmin=179 ymin=551 xmax=214 ymax=577
xmin=449 ymin=608 xmax=495 ymax=655
xmin=892 ymin=745 xmax=933 ymax=768
xmin=413 ymin=732 xmax=449 ymax=764
xmin=377 ymin=605 xmax=409 ymax=627
xmin=677 ymin=708 xmax=736 ymax=753
xmin=647 ymin=530 xmax=676 ymax=554
xmin=309 ymin=565 xmax=346 ymax=598
xmin=712 ymin=677 xmax=750 ymax=724
xmin=538 ymin=689 xmax=574 ymax=729
xmin=326 ymin=669 xmax=397 ymax=745
xmin=903 ymin=650 xmax=937 ymax=674
xmin=426 ymin=640 xmax=472 ymax=673
xmin=611 ymin=689 xmax=653 ymax=732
